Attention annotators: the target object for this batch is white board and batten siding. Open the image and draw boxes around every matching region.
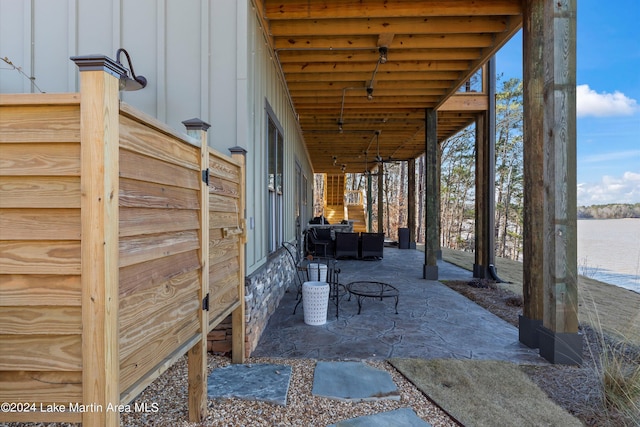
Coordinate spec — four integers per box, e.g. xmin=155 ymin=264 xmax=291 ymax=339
xmin=0 ymin=0 xmax=314 ymax=275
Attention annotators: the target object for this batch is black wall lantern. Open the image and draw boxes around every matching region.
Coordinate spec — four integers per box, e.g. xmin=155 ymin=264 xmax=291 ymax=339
xmin=115 ymin=48 xmax=147 ymax=91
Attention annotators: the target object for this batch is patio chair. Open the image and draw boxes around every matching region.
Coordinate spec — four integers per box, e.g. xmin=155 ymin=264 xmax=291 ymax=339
xmin=283 ymin=241 xmax=307 ymax=314
xmin=360 ymin=232 xmax=384 ymax=259
xmin=335 ymin=232 xmax=359 ymax=259
xmin=306 ymin=227 xmax=334 ymax=257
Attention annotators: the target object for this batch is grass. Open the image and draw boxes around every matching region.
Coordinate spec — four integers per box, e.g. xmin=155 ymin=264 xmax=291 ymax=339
xmin=389 ymin=358 xmax=583 ymax=427
xmin=581 ymin=286 xmax=640 ymax=425
xmin=600 ymin=341 xmax=640 ymax=422
xmin=437 ymin=246 xmax=640 ymax=425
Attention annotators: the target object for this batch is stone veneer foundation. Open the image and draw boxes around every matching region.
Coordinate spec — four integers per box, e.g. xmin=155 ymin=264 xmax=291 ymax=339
xmin=207 ymin=247 xmax=294 ymax=358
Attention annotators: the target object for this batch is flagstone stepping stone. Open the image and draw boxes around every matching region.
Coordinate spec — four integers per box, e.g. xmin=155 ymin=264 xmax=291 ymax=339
xmin=312 ymin=361 xmax=400 ymax=402
xmin=327 ymin=407 xmax=432 ymax=427
xmin=207 ymin=363 xmax=291 ymax=406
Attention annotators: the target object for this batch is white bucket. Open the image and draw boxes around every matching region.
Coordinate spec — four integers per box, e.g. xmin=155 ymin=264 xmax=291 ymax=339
xmin=302 ymin=281 xmax=330 ymax=326
xmin=307 ymin=263 xmax=328 ymax=282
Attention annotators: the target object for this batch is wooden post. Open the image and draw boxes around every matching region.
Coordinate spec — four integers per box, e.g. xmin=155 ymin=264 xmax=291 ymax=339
xmin=407 ymin=159 xmax=416 ymax=248
xmin=521 ymin=0 xmax=546 ymax=348
xmin=474 ymin=111 xmax=490 ymax=278
xmin=377 ymin=162 xmax=384 ymax=234
xmin=436 ymin=146 xmax=442 ymax=260
xmin=423 ymin=108 xmax=438 ymax=279
xmin=539 ymin=0 xmax=580 ymax=365
xmin=367 ymin=172 xmax=373 ymax=232
xmin=182 ymin=118 xmax=211 ymax=422
xmin=522 ymin=0 xmax=580 ymax=364
xmin=229 ymin=146 xmax=247 ymax=363
xmin=473 ymin=56 xmax=496 ymax=279
xmin=72 ymin=55 xmax=122 ymax=427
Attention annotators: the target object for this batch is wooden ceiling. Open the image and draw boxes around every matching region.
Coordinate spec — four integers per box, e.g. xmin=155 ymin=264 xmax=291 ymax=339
xmin=259 ymin=0 xmax=522 ymax=174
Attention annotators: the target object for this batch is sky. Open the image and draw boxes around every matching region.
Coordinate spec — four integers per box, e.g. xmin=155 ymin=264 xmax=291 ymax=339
xmin=495 ymin=1 xmax=640 ymax=206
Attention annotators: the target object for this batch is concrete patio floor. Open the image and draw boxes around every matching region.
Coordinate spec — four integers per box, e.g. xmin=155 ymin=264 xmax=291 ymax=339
xmin=253 ymin=247 xmax=545 ymax=365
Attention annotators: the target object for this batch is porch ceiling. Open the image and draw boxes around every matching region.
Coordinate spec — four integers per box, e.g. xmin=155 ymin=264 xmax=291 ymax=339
xmin=259 ymin=0 xmax=522 ymax=174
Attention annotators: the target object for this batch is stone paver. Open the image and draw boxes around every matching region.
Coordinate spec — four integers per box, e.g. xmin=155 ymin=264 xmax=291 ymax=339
xmin=207 ymin=363 xmax=291 ymax=406
xmin=327 ymin=408 xmax=432 ymax=427
xmin=312 ymin=361 xmax=400 ymax=402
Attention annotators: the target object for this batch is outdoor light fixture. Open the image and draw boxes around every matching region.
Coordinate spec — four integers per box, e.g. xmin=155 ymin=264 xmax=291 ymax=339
xmin=378 ymin=46 xmax=388 ymax=64
xmin=366 ymin=87 xmax=374 ymax=100
xmin=333 ymin=156 xmax=338 ymax=166
xmin=115 ymin=48 xmax=147 ymax=91
xmin=337 ymin=119 xmax=344 ymax=133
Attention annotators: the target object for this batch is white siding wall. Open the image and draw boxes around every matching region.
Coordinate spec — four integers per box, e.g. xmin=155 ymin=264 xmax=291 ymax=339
xmin=244 ymin=5 xmax=313 ymax=272
xmin=0 ymin=0 xmax=313 ymax=274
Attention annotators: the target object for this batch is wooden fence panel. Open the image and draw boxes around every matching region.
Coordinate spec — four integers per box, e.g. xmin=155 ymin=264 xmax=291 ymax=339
xmin=0 ymin=86 xmax=246 ymax=424
xmin=0 ymin=95 xmax=83 ymax=421
xmin=207 ymin=151 xmax=243 ymax=331
xmin=117 ymin=108 xmax=204 ymax=401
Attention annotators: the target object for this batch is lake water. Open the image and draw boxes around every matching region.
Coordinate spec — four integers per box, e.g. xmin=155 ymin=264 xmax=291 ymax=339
xmin=577 ymin=218 xmax=640 ymax=294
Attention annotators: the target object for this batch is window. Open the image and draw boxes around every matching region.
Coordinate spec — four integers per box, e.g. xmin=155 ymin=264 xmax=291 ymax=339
xmin=267 ymin=114 xmax=284 ymax=253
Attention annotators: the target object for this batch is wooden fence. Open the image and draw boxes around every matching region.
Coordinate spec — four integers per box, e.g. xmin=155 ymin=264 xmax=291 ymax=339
xmin=0 ymin=56 xmax=245 ymax=425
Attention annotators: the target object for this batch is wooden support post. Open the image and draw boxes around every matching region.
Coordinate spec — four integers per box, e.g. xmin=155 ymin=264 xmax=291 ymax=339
xmin=183 ymin=118 xmax=211 ymax=422
xmin=522 ymin=0 xmax=580 ymax=364
xmin=367 ymin=172 xmax=373 ymax=232
xmin=229 ymin=146 xmax=247 ymax=363
xmin=474 ymin=112 xmax=490 ymax=278
xmin=436 ymin=146 xmax=442 ymax=260
xmin=473 ymin=56 xmax=496 ymax=279
xmin=407 ymin=159 xmax=416 ymax=248
xmin=377 ymin=162 xmax=384 ymax=234
xmin=539 ymin=0 xmax=580 ymax=365
xmin=72 ymin=55 xmax=122 ymax=427
xmin=423 ymin=108 xmax=438 ymax=280
xmin=521 ymin=0 xmax=546 ymax=348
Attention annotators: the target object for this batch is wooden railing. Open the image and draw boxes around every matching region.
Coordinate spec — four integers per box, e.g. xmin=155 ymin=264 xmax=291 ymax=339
xmin=345 ymin=190 xmax=364 ymax=206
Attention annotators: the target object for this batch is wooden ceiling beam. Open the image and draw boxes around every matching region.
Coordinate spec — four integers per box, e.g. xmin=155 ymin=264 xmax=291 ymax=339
xmin=268 ymin=16 xmax=508 ymax=36
xmin=295 ymin=102 xmax=441 ymax=110
xmin=277 ymin=48 xmax=482 ymax=63
xmin=300 ymin=117 xmax=425 ymax=125
xmin=436 ymin=15 xmax=522 ymax=108
xmin=438 ymin=94 xmax=488 ymax=112
xmin=264 ymin=0 xmax=523 ymax=20
xmin=290 ymin=88 xmax=447 ymax=97
xmin=287 ymin=80 xmax=457 ymax=91
xmin=296 ymin=95 xmax=442 ymax=105
xmin=274 ymin=34 xmax=495 ymax=50
xmin=281 ymin=60 xmax=472 ymax=73
xmin=284 ymin=70 xmax=461 ymax=82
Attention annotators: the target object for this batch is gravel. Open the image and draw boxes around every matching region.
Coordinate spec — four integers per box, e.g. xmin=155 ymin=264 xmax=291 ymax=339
xmin=2 ymin=356 xmax=458 ymax=427
xmin=119 ymin=356 xmax=458 ymax=427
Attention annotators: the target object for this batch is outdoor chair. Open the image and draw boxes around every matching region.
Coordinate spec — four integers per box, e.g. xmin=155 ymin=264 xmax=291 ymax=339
xmin=306 ymin=227 xmax=334 ymax=257
xmin=360 ymin=232 xmax=384 ymax=259
xmin=335 ymin=232 xmax=359 ymax=259
xmin=283 ymin=241 xmax=307 ymax=314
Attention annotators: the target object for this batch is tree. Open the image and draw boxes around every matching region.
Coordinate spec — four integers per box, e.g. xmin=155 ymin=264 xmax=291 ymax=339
xmin=423 ymin=76 xmax=525 ymax=260
xmin=439 ymin=126 xmax=476 ymax=250
xmin=494 ymin=77 xmax=524 ymax=259
xmin=314 ymin=77 xmax=528 ymax=261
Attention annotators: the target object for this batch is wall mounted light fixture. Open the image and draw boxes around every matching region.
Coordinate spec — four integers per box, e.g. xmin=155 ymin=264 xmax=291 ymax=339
xmin=378 ymin=46 xmax=388 ymax=64
xmin=115 ymin=48 xmax=147 ymax=91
